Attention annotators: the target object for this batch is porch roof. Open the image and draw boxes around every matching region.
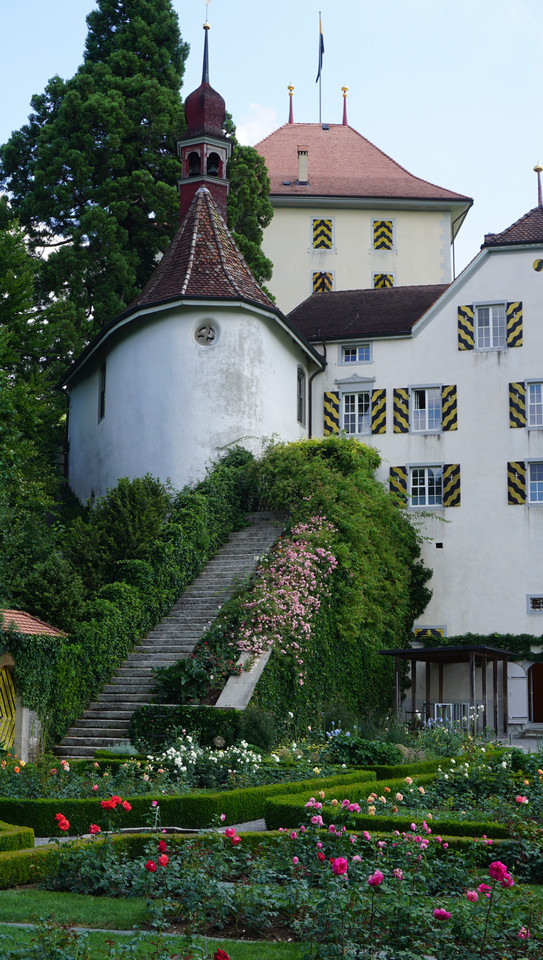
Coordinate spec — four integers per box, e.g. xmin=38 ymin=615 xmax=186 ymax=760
xmin=379 ymin=645 xmax=517 ymax=664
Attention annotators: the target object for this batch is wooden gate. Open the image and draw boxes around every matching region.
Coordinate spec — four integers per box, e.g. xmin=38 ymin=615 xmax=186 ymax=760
xmin=0 ymin=666 xmax=16 ymax=749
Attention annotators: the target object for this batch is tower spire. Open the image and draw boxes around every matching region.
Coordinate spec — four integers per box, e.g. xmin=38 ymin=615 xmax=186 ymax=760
xmin=202 ymin=19 xmax=210 ymax=83
xmin=534 ymin=162 xmax=543 ymax=209
xmin=288 ymin=85 xmax=294 ymax=124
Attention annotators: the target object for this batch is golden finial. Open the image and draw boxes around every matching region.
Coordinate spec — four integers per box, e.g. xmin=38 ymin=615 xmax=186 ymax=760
xmin=342 ymin=85 xmax=348 ymax=97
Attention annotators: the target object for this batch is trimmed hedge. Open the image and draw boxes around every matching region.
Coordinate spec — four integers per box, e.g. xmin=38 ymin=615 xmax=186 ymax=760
xmin=0 ymin=820 xmax=34 ymax=853
xmin=0 ymin=770 xmax=375 ymax=836
xmin=264 ymin=775 xmax=509 ymax=839
xmin=129 ymin=705 xmax=244 ymax=750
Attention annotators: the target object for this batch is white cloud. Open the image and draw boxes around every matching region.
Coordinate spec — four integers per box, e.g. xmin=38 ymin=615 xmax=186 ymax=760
xmin=235 ymin=103 xmax=279 ymax=147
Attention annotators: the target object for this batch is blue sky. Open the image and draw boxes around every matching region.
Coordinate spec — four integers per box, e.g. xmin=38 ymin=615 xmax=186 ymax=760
xmin=2 ymin=0 xmax=543 ymax=273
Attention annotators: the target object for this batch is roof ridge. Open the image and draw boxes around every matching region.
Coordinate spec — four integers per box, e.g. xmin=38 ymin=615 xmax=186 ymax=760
xmin=204 ymin=190 xmax=247 ymax=299
xmin=180 ymin=189 xmax=204 ymax=295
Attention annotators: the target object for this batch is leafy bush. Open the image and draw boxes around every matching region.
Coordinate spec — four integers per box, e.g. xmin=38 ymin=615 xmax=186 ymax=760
xmin=152 ymin=644 xmax=242 ymax=705
xmin=322 ymin=731 xmax=403 ymax=766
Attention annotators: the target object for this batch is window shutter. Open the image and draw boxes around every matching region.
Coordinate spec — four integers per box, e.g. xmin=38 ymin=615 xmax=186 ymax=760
xmin=414 ymin=627 xmax=445 ymax=641
xmin=373 ymin=273 xmax=393 ymax=288
xmin=373 ymin=220 xmax=393 ymax=250
xmin=441 ymin=385 xmax=458 ymax=431
xmin=312 ymin=218 xmax=332 ymax=249
xmin=393 ymin=388 xmax=409 ymax=433
xmin=506 ymin=302 xmax=523 ymax=347
xmin=508 ymin=461 xmax=526 ymax=504
xmin=443 ymin=464 xmax=461 ymax=507
xmin=323 ymin=391 xmax=340 ymax=435
xmin=389 ymin=466 xmax=407 ymax=503
xmin=371 ymin=388 xmax=386 ymax=434
xmin=313 ymin=271 xmax=333 ymax=293
xmin=457 ymin=305 xmax=474 ymax=350
xmin=509 ymin=382 xmax=526 ymax=427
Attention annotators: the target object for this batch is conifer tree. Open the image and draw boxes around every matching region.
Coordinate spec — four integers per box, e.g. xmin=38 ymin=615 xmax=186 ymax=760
xmin=0 ymin=0 xmax=189 ymax=336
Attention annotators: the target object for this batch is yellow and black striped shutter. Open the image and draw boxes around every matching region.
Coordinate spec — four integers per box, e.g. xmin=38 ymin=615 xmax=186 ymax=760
xmin=506 ymin=302 xmax=523 ymax=347
xmin=389 ymin=466 xmax=407 ymax=503
xmin=371 ymin=389 xmax=386 ymax=434
xmin=323 ymin=391 xmax=340 ymax=435
xmin=312 ymin=218 xmax=333 ymax=249
xmin=373 ymin=274 xmax=394 ymax=288
xmin=414 ymin=627 xmax=445 ymax=642
xmin=313 ymin=271 xmax=333 ymax=293
xmin=443 ymin=464 xmax=461 ymax=507
xmin=508 ymin=461 xmax=526 ymax=504
xmin=393 ymin=388 xmax=409 ymax=433
xmin=457 ymin=305 xmax=474 ymax=350
xmin=441 ymin=385 xmax=458 ymax=431
xmin=0 ymin=666 xmax=15 ymax=750
xmin=509 ymin=382 xmax=526 ymax=428
xmin=373 ymin=220 xmax=393 ymax=250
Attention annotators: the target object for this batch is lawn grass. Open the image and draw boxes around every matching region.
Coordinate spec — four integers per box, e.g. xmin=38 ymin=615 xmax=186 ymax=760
xmin=0 ymin=890 xmax=305 ymax=958
xmin=0 ymin=924 xmax=305 ymax=959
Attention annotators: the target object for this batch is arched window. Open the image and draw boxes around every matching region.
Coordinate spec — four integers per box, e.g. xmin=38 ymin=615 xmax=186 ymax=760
xmin=188 ymin=152 xmax=201 ymax=177
xmin=207 ymin=152 xmax=220 ymax=177
xmin=297 ymin=367 xmax=306 ymax=425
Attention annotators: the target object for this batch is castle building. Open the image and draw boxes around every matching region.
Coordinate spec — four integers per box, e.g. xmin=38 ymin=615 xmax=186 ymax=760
xmin=255 ymin=93 xmax=472 ymax=313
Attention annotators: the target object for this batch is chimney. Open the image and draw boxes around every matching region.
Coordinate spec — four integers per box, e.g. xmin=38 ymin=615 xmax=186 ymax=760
xmin=297 ymin=146 xmax=308 ymax=184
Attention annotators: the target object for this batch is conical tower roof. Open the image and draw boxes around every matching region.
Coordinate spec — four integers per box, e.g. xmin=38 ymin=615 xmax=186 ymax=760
xmin=130 ymin=186 xmax=273 ymax=310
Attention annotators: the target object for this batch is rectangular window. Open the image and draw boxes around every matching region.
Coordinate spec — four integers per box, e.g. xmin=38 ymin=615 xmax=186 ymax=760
xmin=312 ymin=218 xmax=333 ymax=249
xmin=528 ymin=382 xmax=543 ymax=427
xmin=343 ymin=392 xmax=371 ymax=435
xmin=373 ymin=220 xmax=394 ymax=250
xmin=342 ymin=344 xmax=370 ymax=364
xmin=529 ymin=462 xmax=543 ymax=503
xmin=412 ymin=387 xmax=442 ymax=432
xmin=373 ymin=273 xmax=394 ymax=288
xmin=527 ymin=595 xmax=543 ymax=613
xmin=410 ymin=466 xmax=443 ymax=507
xmin=98 ymin=362 xmax=106 ymax=422
xmin=297 ymin=368 xmax=306 ymax=425
xmin=476 ymin=304 xmax=506 ymax=349
xmin=312 ymin=271 xmax=333 ymax=293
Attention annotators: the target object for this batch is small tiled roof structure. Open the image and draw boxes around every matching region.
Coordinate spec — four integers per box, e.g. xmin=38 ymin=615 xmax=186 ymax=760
xmin=129 ymin=186 xmax=273 ymax=313
xmin=482 ymin=206 xmax=543 ymax=247
xmin=288 ymin=284 xmax=448 ymax=342
xmin=256 ymin=123 xmax=472 ymax=204
xmin=0 ymin=610 xmax=64 ymax=637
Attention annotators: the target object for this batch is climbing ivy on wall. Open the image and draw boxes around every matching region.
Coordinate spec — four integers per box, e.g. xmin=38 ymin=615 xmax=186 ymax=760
xmin=420 ymin=632 xmax=543 ymax=662
xmin=245 ymin=437 xmax=433 ymax=732
xmin=0 ymin=448 xmax=254 ymax=746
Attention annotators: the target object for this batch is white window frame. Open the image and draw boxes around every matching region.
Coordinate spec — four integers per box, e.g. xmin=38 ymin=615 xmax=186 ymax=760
xmin=339 ymin=342 xmax=372 ymax=366
xmin=526 ymin=595 xmax=543 ymax=614
xmin=527 ymin=381 xmax=543 ymax=428
xmin=342 ymin=390 xmax=372 ymax=435
xmin=410 ymin=385 xmax=442 ymax=433
xmin=528 ymin=461 xmax=543 ymax=503
xmin=475 ymin=302 xmax=506 ymax=350
xmin=409 ymin=465 xmax=443 ymax=508
xmin=311 ymin=216 xmax=335 ymax=252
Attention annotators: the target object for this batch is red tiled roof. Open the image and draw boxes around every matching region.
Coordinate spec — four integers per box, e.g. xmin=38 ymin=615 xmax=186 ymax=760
xmin=482 ymin=206 xmax=543 ymax=247
xmin=288 ymin=284 xmax=449 ymax=341
xmin=0 ymin=610 xmax=65 ymax=637
xmin=256 ymin=123 xmax=471 ymax=203
xmin=129 ymin=187 xmax=273 ymax=312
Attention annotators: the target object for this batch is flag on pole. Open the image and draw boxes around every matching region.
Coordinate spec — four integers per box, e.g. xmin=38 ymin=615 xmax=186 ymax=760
xmin=315 ymin=15 xmax=324 ymax=82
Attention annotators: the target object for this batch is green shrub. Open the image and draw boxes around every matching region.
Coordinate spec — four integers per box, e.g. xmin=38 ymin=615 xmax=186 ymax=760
xmin=129 ymin=705 xmax=244 ymax=750
xmin=323 ymin=731 xmax=403 ymax=766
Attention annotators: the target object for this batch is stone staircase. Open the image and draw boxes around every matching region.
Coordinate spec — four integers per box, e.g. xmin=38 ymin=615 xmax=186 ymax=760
xmin=55 ymin=513 xmax=285 ymax=758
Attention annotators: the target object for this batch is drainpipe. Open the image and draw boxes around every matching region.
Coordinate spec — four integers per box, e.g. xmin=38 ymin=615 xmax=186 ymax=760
xmin=308 ymin=341 xmax=327 ymax=438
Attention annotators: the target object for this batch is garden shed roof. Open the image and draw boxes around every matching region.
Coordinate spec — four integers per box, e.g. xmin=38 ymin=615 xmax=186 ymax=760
xmin=0 ymin=610 xmax=65 ymax=637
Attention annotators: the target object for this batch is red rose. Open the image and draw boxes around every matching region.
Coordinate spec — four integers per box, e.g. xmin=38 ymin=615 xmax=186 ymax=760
xmin=158 ymin=854 xmax=169 ymax=867
xmin=317 ymin=851 xmax=325 ymax=861
xmin=121 ymin=801 xmax=132 ymax=812
xmin=231 ymin=835 xmax=241 ymax=845
xmin=145 ymin=860 xmax=157 ymax=872
xmin=58 ymin=818 xmax=70 ymax=832
xmin=89 ymin=824 xmax=101 ymax=835
xmin=214 ymin=950 xmax=231 ymax=960
xmin=158 ymin=840 xmax=167 ymax=853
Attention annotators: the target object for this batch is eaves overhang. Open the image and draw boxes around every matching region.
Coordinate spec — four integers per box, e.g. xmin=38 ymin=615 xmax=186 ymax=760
xmin=59 ymin=294 xmax=325 ymax=390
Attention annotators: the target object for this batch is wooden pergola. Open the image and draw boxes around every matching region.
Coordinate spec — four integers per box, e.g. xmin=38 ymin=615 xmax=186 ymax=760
xmin=379 ymin=645 xmax=517 ymax=735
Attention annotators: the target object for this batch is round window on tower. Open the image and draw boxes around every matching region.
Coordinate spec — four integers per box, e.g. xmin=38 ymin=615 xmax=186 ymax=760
xmin=195 ymin=322 xmax=218 ymax=346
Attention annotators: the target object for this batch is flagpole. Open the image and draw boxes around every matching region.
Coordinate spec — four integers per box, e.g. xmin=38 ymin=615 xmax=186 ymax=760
xmin=316 ymin=12 xmax=324 ymax=123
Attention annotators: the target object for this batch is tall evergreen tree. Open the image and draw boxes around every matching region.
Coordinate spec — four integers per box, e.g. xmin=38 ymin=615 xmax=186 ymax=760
xmin=1 ymin=0 xmax=188 ymax=335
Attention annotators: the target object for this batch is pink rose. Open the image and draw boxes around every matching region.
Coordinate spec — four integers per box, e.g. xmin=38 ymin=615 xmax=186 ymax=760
xmin=466 ymin=890 xmax=478 ymax=902
xmin=368 ymin=870 xmax=384 ymax=886
xmin=433 ymin=909 xmax=451 ymax=920
xmin=331 ymin=857 xmax=348 ymax=876
xmin=488 ymin=861 xmax=509 ymax=882
xmin=292 ymin=856 xmax=299 ymax=865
